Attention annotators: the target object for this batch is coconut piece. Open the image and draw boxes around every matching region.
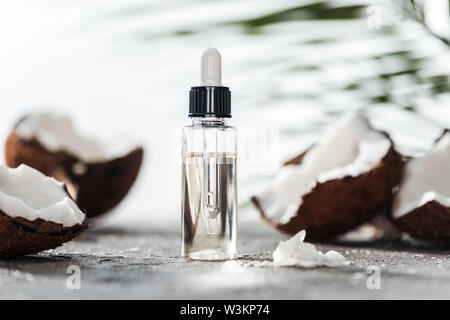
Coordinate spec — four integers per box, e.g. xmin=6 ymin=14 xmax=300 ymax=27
xmin=252 ymin=113 xmax=404 ymax=241
xmin=337 ymin=215 xmax=400 ymax=243
xmin=393 ymin=131 xmax=450 ymax=246
xmin=5 ymin=113 xmax=143 ymax=218
xmin=337 ymin=223 xmax=383 ymax=243
xmin=273 ymin=230 xmax=349 ymax=267
xmin=0 ymin=164 xmax=87 ymax=257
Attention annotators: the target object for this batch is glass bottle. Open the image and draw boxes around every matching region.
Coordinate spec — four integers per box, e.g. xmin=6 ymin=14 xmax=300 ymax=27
xmin=181 ymin=48 xmax=237 ymax=260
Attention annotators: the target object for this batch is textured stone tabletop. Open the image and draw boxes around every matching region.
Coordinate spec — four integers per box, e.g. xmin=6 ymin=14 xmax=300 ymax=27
xmin=0 ymin=219 xmax=449 ymax=299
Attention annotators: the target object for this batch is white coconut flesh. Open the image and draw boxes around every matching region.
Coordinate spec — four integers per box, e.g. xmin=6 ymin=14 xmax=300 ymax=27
xmin=0 ymin=165 xmax=85 ymax=227
xmin=255 ymin=113 xmax=391 ymax=224
xmin=393 ymin=132 xmax=450 ymax=219
xmin=273 ymin=230 xmax=348 ymax=268
xmin=16 ymin=113 xmax=137 ymax=163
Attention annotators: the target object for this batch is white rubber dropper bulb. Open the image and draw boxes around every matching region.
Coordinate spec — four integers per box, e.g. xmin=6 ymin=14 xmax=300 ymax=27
xmin=201 ymin=48 xmax=222 ymax=86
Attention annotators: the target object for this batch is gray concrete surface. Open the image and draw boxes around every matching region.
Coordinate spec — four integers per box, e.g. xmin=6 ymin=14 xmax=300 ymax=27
xmin=0 ymin=219 xmax=449 ymax=299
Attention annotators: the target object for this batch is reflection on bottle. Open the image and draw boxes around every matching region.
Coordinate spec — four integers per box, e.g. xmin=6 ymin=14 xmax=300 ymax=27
xmin=206 ymin=191 xmax=218 ymax=234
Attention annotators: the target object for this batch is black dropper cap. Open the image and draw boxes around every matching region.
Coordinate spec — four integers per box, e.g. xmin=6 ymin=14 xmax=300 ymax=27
xmin=189 ymin=48 xmax=231 ymax=118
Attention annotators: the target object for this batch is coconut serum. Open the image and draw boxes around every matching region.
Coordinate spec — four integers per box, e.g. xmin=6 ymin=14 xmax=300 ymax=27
xmin=181 ymin=48 xmax=237 ymax=260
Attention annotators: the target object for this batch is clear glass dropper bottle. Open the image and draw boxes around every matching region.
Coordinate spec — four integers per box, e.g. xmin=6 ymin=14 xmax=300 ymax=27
xmin=181 ymin=48 xmax=237 ymax=260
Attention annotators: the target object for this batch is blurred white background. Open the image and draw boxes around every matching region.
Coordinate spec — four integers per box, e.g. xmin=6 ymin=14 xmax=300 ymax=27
xmin=1 ymin=0 xmax=449 ymax=226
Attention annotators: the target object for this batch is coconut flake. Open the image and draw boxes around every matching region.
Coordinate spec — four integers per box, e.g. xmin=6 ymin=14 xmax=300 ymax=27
xmin=337 ymin=215 xmax=399 ymax=242
xmin=72 ymin=162 xmax=87 ymax=176
xmin=0 ymin=165 xmax=85 ymax=227
xmin=273 ymin=230 xmax=349 ymax=267
xmin=393 ymin=132 xmax=450 ymax=219
xmin=317 ymin=131 xmax=390 ymax=182
xmin=16 ymin=113 xmax=137 ymax=162
xmin=255 ymin=113 xmax=391 ymax=223
xmin=337 ymin=223 xmax=382 ymax=242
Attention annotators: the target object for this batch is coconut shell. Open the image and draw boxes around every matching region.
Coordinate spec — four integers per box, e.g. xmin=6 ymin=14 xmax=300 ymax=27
xmin=252 ymin=143 xmax=404 ymax=242
xmin=394 ymin=201 xmax=450 ymax=247
xmin=0 ymin=211 xmax=88 ymax=257
xmin=435 ymin=128 xmax=449 ymax=143
xmin=283 ymin=147 xmax=311 ymax=166
xmin=392 ymin=129 xmax=450 ymax=247
xmin=5 ymin=129 xmax=143 ymax=218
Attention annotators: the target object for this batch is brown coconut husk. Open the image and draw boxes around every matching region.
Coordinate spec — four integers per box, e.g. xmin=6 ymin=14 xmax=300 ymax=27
xmin=283 ymin=147 xmax=312 ymax=166
xmin=0 ymin=211 xmax=88 ymax=258
xmin=394 ymin=200 xmax=450 ymax=247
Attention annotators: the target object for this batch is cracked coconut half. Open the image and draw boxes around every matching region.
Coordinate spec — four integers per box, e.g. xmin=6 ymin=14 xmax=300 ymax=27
xmin=252 ymin=112 xmax=404 ymax=241
xmin=5 ymin=113 xmax=144 ymax=218
xmin=393 ymin=131 xmax=450 ymax=246
xmin=0 ymin=164 xmax=87 ymax=257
